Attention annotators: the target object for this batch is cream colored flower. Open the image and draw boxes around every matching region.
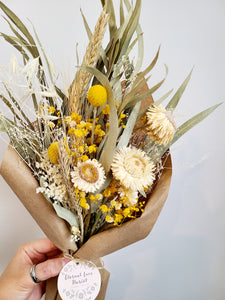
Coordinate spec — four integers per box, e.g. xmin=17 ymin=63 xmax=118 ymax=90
xmin=71 ymin=225 xmax=80 ymax=235
xmin=118 ymin=187 xmax=138 ymax=207
xmin=110 ymin=200 xmax=122 ymax=210
xmin=105 ymin=215 xmax=114 ymax=223
xmin=71 ymin=159 xmax=105 ymax=193
xmin=71 ymin=226 xmax=80 ymax=242
xmin=36 ymin=156 xmax=69 ymax=203
xmin=111 ymin=146 xmax=155 ymax=191
xmin=146 ymin=104 xmax=176 ymax=146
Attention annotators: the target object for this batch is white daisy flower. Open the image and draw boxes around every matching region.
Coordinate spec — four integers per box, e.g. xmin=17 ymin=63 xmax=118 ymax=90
xmin=111 ymin=146 xmax=155 ymax=191
xmin=71 ymin=159 xmax=106 ymax=193
xmin=146 ymin=104 xmax=176 ymax=146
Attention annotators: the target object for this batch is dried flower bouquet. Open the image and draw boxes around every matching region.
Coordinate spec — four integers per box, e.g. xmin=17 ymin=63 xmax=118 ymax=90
xmin=0 ymin=0 xmax=221 ymax=299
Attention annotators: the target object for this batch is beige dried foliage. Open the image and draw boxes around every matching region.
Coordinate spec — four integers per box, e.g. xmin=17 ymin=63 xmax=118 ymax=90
xmin=58 ymin=143 xmax=72 ymax=199
xmin=68 ymin=9 xmax=109 ymax=114
xmin=57 ymin=142 xmax=84 ymax=241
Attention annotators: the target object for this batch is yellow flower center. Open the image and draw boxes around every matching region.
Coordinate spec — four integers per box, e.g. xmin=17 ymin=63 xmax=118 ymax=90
xmin=79 ymin=163 xmax=99 ymax=183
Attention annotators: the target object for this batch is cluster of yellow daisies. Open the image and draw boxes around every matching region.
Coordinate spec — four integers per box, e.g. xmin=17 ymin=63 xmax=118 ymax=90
xmin=36 ymin=84 xmax=176 ymax=236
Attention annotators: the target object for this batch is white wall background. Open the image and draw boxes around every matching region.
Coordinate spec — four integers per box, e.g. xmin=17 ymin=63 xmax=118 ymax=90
xmin=0 ymin=1 xmax=225 ymax=299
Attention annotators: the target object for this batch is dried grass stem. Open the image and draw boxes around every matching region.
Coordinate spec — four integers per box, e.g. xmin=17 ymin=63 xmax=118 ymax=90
xmin=68 ymin=9 xmax=109 ymax=114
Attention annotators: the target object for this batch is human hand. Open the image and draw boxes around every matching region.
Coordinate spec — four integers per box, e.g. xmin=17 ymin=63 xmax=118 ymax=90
xmin=0 ymin=238 xmax=70 ymax=300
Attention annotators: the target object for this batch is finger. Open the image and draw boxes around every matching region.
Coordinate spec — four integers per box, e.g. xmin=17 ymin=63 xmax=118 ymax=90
xmin=27 ymin=238 xmax=58 ymax=254
xmin=23 ymin=239 xmax=59 ymax=263
xmin=33 ymin=257 xmax=70 ymax=282
xmin=29 ymin=281 xmax=46 ymax=299
xmin=46 ymin=248 xmax=62 ymax=259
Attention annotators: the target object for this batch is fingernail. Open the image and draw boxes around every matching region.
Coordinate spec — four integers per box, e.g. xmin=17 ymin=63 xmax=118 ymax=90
xmin=62 ymin=258 xmax=71 ymax=266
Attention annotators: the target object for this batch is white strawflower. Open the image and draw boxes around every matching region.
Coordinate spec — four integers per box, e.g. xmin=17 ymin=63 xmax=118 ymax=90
xmin=146 ymin=104 xmax=176 ymax=146
xmin=111 ymin=146 xmax=155 ymax=191
xmin=118 ymin=187 xmax=138 ymax=207
xmin=71 ymin=159 xmax=105 ymax=193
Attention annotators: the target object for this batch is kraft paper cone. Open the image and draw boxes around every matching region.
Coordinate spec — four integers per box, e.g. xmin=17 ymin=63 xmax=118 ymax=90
xmin=45 ymin=277 xmax=58 ymax=300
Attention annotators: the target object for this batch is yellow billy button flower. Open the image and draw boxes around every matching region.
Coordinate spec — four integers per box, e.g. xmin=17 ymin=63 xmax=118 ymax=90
xmin=47 ymin=142 xmax=59 ymax=164
xmin=87 ymin=85 xmax=107 ymax=107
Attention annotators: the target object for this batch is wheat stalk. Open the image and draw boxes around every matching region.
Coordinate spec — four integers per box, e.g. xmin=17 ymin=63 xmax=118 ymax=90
xmin=68 ymin=9 xmax=109 ymax=114
xmin=58 ymin=143 xmax=72 ymax=198
xmin=58 ymin=142 xmax=84 ymax=242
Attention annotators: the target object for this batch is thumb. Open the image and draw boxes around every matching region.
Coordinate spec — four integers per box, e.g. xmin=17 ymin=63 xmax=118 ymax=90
xmin=31 ymin=257 xmax=70 ymax=283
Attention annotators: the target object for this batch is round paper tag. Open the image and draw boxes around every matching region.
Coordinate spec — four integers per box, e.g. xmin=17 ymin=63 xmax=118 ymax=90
xmin=58 ymin=260 xmax=101 ymax=300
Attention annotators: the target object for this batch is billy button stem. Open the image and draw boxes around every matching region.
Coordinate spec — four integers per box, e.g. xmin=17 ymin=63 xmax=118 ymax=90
xmin=91 ymin=107 xmax=97 ymax=145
